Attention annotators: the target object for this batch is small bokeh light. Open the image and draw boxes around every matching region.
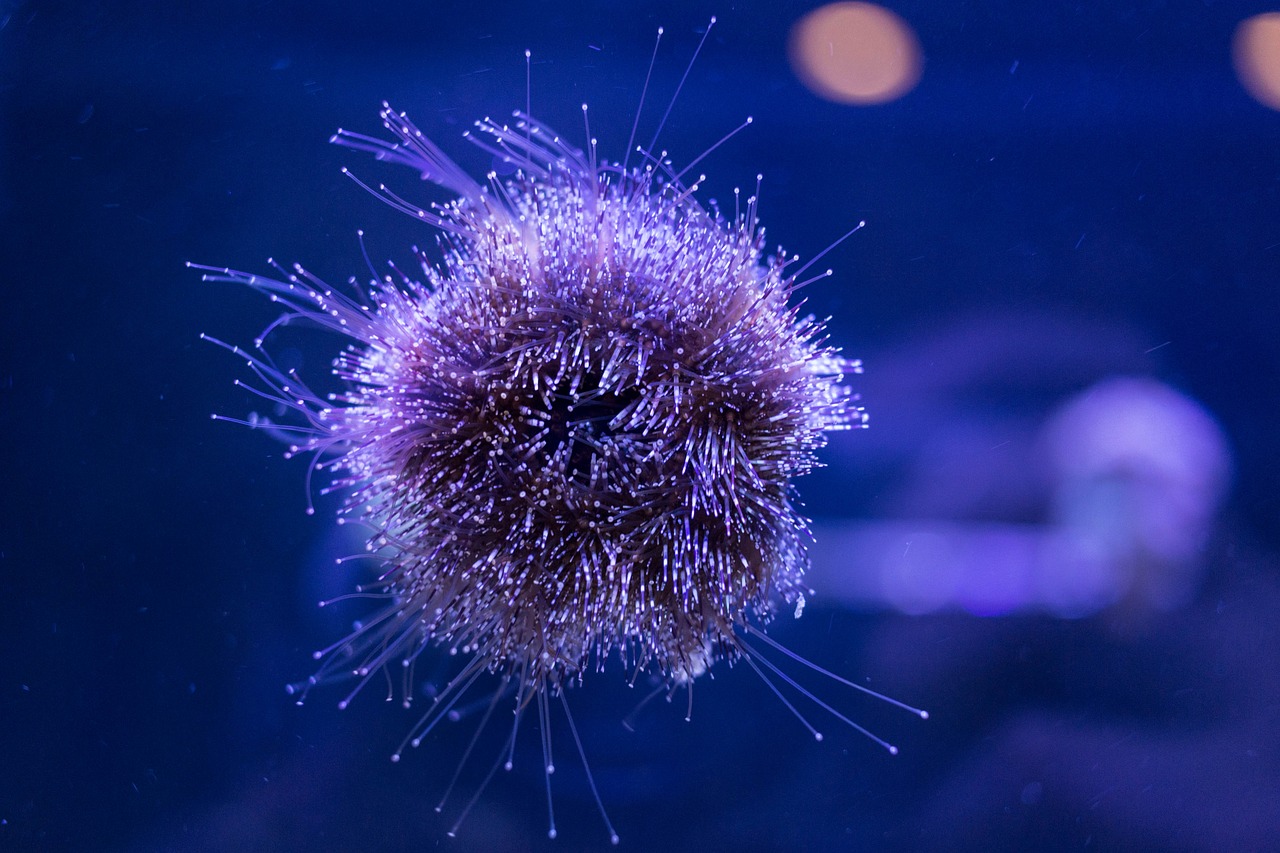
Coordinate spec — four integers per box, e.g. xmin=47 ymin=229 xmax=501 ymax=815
xmin=1233 ymin=12 xmax=1280 ymax=110
xmin=788 ymin=2 xmax=923 ymax=105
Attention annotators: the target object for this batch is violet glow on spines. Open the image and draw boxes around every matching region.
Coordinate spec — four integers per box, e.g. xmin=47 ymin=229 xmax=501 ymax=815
xmin=195 ymin=44 xmax=926 ymax=841
xmin=201 ymin=103 xmax=856 ymax=683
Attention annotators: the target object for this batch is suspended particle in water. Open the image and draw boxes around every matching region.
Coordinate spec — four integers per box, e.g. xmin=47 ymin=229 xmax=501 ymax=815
xmin=195 ymin=20 xmax=925 ymax=844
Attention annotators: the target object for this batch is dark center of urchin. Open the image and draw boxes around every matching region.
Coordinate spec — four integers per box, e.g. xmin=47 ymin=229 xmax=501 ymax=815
xmin=517 ymin=368 xmax=638 ymax=480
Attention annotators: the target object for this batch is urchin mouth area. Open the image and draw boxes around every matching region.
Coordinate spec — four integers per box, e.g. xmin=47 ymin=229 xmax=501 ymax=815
xmin=529 ymin=375 xmax=643 ymax=481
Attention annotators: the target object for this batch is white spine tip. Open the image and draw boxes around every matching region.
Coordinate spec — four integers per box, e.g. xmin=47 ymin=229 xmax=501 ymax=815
xmin=919 ymin=710 xmax=930 ymax=720
xmin=504 ymin=761 xmax=513 ymax=771
xmin=611 ymin=834 xmax=620 ymax=845
xmin=548 ymin=830 xmax=557 ymax=840
xmin=888 ymin=745 xmax=899 ymax=756
xmin=815 ymin=732 xmax=824 ymax=742
xmin=337 ymin=700 xmax=348 ymax=710
xmin=546 ymin=763 xmax=555 ymax=774
xmin=390 ymin=754 xmax=401 ymax=763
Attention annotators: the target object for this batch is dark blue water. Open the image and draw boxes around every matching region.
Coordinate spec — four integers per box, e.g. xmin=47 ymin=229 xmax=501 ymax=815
xmin=3 ymin=2 xmax=1278 ymax=850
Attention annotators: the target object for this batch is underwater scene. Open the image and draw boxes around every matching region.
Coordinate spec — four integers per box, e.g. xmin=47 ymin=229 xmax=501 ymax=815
xmin=3 ymin=1 xmax=1279 ymax=850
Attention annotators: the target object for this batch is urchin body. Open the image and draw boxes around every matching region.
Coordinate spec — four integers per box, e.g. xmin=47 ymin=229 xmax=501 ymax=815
xmin=198 ymin=96 xmax=862 ymax=778
xmin=323 ymin=108 xmax=857 ymax=693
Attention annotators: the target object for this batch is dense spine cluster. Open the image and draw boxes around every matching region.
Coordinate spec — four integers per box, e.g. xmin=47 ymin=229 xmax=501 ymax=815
xmin=198 ymin=101 xmax=859 ymax=713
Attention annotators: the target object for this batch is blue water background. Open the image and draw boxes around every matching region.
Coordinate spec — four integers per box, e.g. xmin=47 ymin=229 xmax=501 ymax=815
xmin=2 ymin=1 xmax=1278 ymax=850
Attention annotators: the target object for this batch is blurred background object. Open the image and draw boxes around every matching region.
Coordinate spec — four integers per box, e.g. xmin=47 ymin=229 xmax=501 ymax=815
xmin=1234 ymin=12 xmax=1280 ymax=111
xmin=789 ymin=2 xmax=924 ymax=105
xmin=809 ymin=321 xmax=1234 ymax=619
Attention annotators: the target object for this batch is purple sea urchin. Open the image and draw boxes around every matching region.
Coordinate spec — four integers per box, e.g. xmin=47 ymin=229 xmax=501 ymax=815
xmin=196 ymin=28 xmax=921 ymax=842
xmin=202 ymin=98 xmax=856 ymax=687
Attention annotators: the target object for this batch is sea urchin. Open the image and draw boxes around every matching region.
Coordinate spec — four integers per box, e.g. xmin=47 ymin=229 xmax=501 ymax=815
xmin=194 ymin=30 xmax=916 ymax=842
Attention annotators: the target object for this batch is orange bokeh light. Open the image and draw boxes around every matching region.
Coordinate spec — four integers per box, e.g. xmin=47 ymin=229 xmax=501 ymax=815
xmin=1234 ymin=12 xmax=1280 ymax=111
xmin=789 ymin=2 xmax=923 ymax=105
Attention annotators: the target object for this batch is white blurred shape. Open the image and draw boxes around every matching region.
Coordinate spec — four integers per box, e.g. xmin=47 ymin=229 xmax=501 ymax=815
xmin=1043 ymin=377 xmax=1232 ymax=611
